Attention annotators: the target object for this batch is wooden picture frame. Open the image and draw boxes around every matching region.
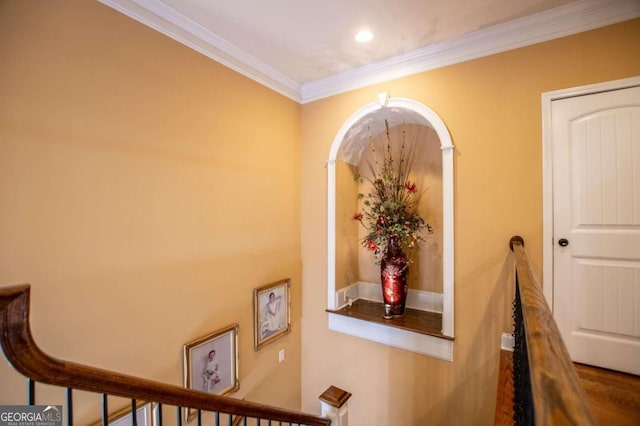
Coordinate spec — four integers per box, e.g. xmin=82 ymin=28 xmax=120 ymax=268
xmin=253 ymin=278 xmax=291 ymax=350
xmin=89 ymin=401 xmax=156 ymax=426
xmin=183 ymin=324 xmax=239 ymax=421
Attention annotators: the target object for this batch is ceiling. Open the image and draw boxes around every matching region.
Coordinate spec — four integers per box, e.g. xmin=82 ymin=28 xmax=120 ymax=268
xmin=100 ymin=0 xmax=639 ymax=102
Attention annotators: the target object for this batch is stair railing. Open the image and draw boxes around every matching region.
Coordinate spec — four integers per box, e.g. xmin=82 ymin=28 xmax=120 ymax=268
xmin=509 ymin=236 xmax=596 ymax=425
xmin=0 ymin=284 xmax=333 ymax=426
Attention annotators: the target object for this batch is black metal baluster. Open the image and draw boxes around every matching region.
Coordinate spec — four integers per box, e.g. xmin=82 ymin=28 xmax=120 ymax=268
xmin=196 ymin=409 xmax=202 ymax=426
xmin=156 ymin=403 xmax=162 ymax=426
xmin=214 ymin=411 xmax=219 ymax=426
xmin=64 ymin=388 xmax=73 ymax=426
xmin=227 ymin=413 xmax=232 ymax=426
xmin=101 ymin=394 xmax=108 ymax=426
xmin=176 ymin=407 xmax=182 ymax=426
xmin=513 ymin=280 xmax=523 ymax=425
xmin=27 ymin=378 xmax=35 ymax=405
xmin=131 ymin=399 xmax=137 ymax=426
xmin=512 ymin=280 xmax=534 ymax=426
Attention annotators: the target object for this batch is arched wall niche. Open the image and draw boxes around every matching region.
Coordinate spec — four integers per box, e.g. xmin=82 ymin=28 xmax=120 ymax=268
xmin=326 ymin=95 xmax=454 ymax=359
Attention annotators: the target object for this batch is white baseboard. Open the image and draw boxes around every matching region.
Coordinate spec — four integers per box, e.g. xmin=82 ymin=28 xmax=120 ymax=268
xmin=335 ymin=281 xmax=443 ymax=313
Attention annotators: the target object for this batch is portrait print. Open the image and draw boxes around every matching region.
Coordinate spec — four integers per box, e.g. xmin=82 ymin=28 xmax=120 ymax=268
xmin=254 ymin=279 xmax=291 ymax=350
xmin=183 ymin=324 xmax=239 ymax=421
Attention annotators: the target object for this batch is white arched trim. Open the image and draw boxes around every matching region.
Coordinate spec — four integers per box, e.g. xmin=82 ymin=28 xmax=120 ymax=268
xmin=327 ymin=96 xmax=454 ymax=359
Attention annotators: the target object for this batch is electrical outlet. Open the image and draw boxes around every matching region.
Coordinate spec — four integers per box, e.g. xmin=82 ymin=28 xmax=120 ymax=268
xmin=501 ymin=333 xmax=514 ymax=351
xmin=278 ymin=349 xmax=285 ymax=363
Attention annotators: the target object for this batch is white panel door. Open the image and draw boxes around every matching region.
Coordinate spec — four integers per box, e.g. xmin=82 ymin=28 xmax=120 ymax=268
xmin=552 ymin=85 xmax=640 ymax=375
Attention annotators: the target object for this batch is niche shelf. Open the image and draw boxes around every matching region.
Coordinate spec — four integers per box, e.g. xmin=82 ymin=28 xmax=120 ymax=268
xmin=329 ymin=301 xmax=447 ymax=339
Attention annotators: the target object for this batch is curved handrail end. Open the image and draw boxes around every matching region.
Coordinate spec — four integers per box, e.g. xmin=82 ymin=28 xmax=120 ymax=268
xmin=0 ymin=284 xmax=30 ymax=311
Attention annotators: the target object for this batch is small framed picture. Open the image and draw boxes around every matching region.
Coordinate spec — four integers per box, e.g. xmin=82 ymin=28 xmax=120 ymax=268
xmin=183 ymin=324 xmax=239 ymax=421
xmin=254 ymin=278 xmax=291 ymax=350
xmin=89 ymin=401 xmax=156 ymax=426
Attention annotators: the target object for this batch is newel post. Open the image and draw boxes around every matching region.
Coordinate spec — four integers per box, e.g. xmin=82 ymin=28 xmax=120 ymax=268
xmin=319 ymin=386 xmax=352 ymax=426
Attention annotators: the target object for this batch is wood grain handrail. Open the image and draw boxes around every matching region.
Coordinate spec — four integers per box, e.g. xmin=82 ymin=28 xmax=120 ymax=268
xmin=509 ymin=236 xmax=596 ymax=425
xmin=0 ymin=284 xmax=331 ymax=426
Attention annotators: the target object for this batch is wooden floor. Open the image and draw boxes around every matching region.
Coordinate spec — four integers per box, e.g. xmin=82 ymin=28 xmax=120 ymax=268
xmin=574 ymin=362 xmax=640 ymax=426
xmin=495 ymin=350 xmax=640 ymax=425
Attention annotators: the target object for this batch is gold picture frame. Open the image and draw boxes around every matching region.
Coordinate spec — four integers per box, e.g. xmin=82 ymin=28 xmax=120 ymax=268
xmin=183 ymin=323 xmax=239 ymax=422
xmin=89 ymin=401 xmax=157 ymax=426
xmin=253 ymin=278 xmax=291 ymax=350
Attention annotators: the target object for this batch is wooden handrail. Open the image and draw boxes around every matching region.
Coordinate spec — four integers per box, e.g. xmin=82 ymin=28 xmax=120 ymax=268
xmin=509 ymin=236 xmax=596 ymax=425
xmin=0 ymin=284 xmax=331 ymax=426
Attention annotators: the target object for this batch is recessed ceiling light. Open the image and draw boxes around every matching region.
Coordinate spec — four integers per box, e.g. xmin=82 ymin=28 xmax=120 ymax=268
xmin=355 ymin=29 xmax=373 ymax=43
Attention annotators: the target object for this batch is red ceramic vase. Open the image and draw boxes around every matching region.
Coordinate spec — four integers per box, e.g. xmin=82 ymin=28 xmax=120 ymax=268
xmin=380 ymin=234 xmax=408 ymax=319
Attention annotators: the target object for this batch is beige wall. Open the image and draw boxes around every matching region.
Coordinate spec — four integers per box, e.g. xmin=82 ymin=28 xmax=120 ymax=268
xmin=301 ymin=19 xmax=640 ymax=425
xmin=0 ymin=0 xmax=302 ymax=420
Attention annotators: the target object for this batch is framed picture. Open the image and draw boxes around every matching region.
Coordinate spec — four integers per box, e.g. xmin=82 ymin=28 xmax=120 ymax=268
xmin=89 ymin=401 xmax=156 ymax=426
xmin=183 ymin=324 xmax=239 ymax=421
xmin=253 ymin=278 xmax=291 ymax=350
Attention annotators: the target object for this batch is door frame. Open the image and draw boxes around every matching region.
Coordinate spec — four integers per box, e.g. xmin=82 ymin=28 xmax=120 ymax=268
xmin=541 ymin=75 xmax=640 ymax=309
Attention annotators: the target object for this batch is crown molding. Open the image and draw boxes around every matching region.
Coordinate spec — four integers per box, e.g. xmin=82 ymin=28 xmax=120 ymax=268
xmin=99 ymin=0 xmax=639 ymax=105
xmin=99 ymin=0 xmax=302 ymax=102
xmin=301 ymin=0 xmax=640 ymax=103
